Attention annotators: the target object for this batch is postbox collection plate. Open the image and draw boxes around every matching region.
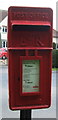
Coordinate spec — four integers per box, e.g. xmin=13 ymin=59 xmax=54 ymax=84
xmin=8 ymin=6 xmax=53 ymax=110
xmin=20 ymin=56 xmax=42 ymax=96
xmin=22 ymin=60 xmax=40 ymax=93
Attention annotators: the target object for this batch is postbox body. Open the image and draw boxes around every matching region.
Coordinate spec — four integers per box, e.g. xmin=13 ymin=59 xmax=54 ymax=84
xmin=8 ymin=6 xmax=53 ymax=110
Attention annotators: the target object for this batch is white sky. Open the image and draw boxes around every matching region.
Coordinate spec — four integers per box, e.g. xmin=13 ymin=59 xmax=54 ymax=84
xmin=0 ymin=0 xmax=57 ymax=30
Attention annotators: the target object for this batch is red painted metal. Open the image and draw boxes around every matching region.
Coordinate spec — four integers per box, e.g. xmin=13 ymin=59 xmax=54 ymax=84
xmin=8 ymin=6 xmax=53 ymax=110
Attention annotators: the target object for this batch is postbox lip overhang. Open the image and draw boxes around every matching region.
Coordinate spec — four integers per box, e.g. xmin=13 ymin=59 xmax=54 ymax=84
xmin=11 ymin=20 xmax=51 ymax=27
xmin=11 ymin=21 xmax=51 ymax=31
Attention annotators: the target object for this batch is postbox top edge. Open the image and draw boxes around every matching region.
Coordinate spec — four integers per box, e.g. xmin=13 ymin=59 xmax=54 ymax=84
xmin=8 ymin=6 xmax=53 ymax=13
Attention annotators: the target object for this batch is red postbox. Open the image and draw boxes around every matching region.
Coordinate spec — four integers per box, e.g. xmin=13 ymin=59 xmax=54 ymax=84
xmin=8 ymin=6 xmax=53 ymax=110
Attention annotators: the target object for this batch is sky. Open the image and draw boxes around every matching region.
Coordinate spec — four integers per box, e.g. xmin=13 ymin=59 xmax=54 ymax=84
xmin=0 ymin=0 xmax=57 ymax=30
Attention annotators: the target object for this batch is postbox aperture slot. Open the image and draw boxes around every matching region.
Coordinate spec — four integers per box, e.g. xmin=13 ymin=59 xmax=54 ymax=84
xmin=12 ymin=24 xmax=50 ymax=31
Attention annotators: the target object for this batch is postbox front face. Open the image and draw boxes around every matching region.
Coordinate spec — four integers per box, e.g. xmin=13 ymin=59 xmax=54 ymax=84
xmin=8 ymin=6 xmax=53 ymax=110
